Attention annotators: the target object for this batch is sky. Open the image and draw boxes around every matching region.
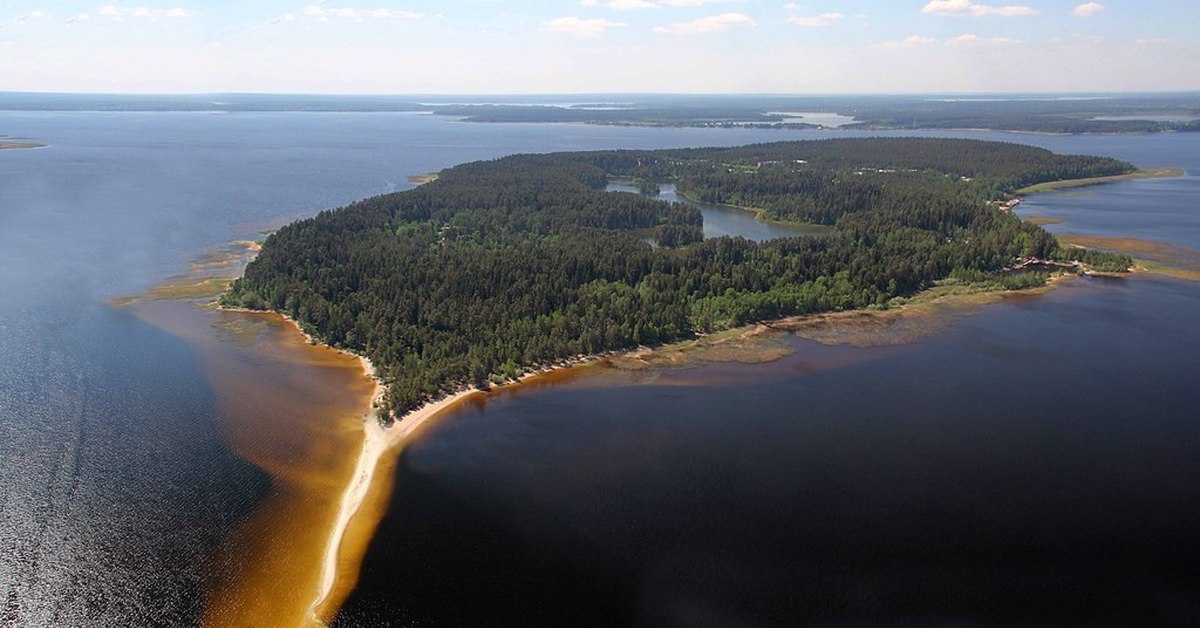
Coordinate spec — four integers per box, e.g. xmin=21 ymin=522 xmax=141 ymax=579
xmin=0 ymin=1 xmax=1197 ymax=94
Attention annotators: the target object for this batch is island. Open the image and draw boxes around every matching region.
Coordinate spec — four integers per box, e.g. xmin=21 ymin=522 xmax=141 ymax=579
xmin=221 ymin=138 xmax=1134 ymax=419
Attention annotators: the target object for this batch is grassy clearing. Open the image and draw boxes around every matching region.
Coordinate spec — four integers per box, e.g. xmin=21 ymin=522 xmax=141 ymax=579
xmin=1027 ymin=215 xmax=1064 ymax=225
xmin=1016 ymin=167 xmax=1184 ymax=195
xmin=406 ymin=173 xmax=439 ymax=184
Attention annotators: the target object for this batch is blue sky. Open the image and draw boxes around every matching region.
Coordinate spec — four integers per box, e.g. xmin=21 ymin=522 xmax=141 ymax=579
xmin=1 ymin=1 xmax=1196 ymax=93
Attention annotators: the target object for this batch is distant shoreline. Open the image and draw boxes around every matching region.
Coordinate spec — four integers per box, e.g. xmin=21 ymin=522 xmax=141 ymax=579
xmin=0 ymin=141 xmax=44 ymax=150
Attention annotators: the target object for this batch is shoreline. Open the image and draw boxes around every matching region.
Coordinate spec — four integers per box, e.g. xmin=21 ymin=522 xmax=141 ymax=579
xmin=669 ymin=186 xmax=834 ymax=233
xmin=1015 ymin=167 xmax=1184 ymax=195
xmin=218 ymin=272 xmax=1115 ymax=625
xmin=220 ymin=306 xmax=601 ymax=624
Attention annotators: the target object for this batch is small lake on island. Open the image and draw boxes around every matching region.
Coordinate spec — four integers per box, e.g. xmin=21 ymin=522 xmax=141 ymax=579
xmin=606 ymin=179 xmax=831 ymax=242
xmin=1 ymin=103 xmax=1198 ymax=626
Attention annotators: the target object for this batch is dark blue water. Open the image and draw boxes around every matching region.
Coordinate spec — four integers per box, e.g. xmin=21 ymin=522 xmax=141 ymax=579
xmin=2 ymin=103 xmax=1198 ymax=626
xmin=344 ymin=277 xmax=1200 ymax=627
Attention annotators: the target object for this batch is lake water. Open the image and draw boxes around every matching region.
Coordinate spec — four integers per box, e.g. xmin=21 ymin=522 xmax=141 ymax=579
xmin=1 ymin=105 xmax=1197 ymax=626
xmin=605 ymin=180 xmax=829 ymax=242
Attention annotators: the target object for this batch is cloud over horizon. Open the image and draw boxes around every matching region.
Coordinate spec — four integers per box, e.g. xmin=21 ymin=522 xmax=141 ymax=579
xmin=0 ymin=1 xmax=1194 ymax=94
xmin=1073 ymin=3 xmax=1105 ymax=16
xmin=544 ymin=16 xmax=628 ymax=36
xmin=652 ymin=12 xmax=754 ymax=34
xmin=787 ymin=12 xmax=844 ymax=27
xmin=922 ymin=0 xmax=1038 ymax=17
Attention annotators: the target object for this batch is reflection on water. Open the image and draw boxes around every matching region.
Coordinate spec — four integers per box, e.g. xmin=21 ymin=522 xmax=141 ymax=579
xmin=606 ymin=180 xmax=831 ymax=242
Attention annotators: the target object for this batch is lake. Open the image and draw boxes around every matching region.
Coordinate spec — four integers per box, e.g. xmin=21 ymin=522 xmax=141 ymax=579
xmin=1 ymin=104 xmax=1197 ymax=626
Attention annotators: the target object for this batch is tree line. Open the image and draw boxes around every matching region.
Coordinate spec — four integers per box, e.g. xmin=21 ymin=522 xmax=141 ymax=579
xmin=222 ymin=138 xmax=1134 ymax=417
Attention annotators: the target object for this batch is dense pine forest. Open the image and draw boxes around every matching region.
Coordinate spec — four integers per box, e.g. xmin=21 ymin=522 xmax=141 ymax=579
xmin=222 ymin=138 xmax=1134 ymax=417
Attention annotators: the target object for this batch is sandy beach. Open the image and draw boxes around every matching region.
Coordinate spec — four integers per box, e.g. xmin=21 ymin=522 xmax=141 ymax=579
xmin=309 ymin=359 xmax=481 ymax=623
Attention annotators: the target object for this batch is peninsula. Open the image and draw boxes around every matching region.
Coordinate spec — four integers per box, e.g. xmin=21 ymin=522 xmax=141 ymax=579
xmin=221 ymin=138 xmax=1134 ymax=419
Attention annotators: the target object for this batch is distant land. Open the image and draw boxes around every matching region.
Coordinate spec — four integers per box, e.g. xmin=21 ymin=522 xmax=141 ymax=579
xmin=0 ymin=137 xmax=42 ymax=149
xmin=2 ymin=92 xmax=1200 ymax=134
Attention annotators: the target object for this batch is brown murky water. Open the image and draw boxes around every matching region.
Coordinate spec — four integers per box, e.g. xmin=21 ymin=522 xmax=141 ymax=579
xmin=133 ymin=301 xmax=374 ymax=626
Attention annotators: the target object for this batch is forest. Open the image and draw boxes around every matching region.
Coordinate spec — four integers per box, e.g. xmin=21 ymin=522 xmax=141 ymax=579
xmin=430 ymin=94 xmax=1200 ymax=134
xmin=222 ymin=138 xmax=1135 ymax=417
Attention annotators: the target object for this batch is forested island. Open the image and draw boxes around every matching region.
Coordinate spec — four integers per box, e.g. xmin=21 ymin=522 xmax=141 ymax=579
xmin=222 ymin=138 xmax=1134 ymax=417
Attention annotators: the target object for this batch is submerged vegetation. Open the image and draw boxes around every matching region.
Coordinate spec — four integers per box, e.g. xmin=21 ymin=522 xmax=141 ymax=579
xmin=222 ymin=138 xmax=1134 ymax=417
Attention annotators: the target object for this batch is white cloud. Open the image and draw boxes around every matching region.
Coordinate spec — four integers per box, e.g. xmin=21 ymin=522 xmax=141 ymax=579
xmin=945 ymin=32 xmax=1021 ymax=44
xmin=16 ymin=11 xmax=45 ymax=22
xmin=660 ymin=0 xmax=745 ymax=5
xmin=607 ymin=0 xmax=660 ymax=9
xmin=97 ymin=6 xmax=191 ymax=19
xmin=300 ymin=7 xmax=422 ymax=20
xmin=1134 ymin=37 xmax=1172 ymax=45
xmin=1073 ymin=3 xmax=1104 ymax=16
xmin=787 ymin=12 xmax=844 ymax=27
xmin=653 ymin=12 xmax=755 ymax=33
xmin=597 ymin=0 xmax=742 ymax=9
xmin=922 ymin=1 xmax=1038 ymax=17
xmin=872 ymin=34 xmax=936 ymax=49
xmin=543 ymin=16 xmax=628 ymax=36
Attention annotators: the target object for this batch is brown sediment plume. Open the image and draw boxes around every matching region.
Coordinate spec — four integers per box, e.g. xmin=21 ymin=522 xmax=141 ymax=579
xmin=116 ymin=238 xmax=415 ymax=627
xmin=118 ymin=239 xmax=628 ymax=626
xmin=132 ymin=303 xmax=381 ymax=627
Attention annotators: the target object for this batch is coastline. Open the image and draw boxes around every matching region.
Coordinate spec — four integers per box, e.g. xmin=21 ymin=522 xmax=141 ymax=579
xmin=223 ymin=307 xmax=600 ymax=624
xmin=1015 ymin=167 xmax=1184 ymax=195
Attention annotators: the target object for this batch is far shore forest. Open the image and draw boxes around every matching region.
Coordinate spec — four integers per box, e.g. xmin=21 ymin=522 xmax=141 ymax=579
xmin=222 ymin=138 xmax=1134 ymax=416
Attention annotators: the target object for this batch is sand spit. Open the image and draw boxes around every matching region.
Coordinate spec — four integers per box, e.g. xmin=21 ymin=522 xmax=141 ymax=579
xmin=309 ymin=365 xmax=480 ymax=624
